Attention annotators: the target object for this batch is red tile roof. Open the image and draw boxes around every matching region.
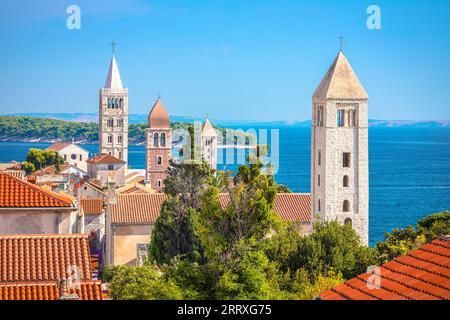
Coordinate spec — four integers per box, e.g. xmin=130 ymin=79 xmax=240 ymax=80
xmin=110 ymin=193 xmax=311 ymax=224
xmin=0 ymin=234 xmax=93 ymax=283
xmin=0 ymin=173 xmax=73 ymax=208
xmin=86 ymin=153 xmax=125 ymax=164
xmin=80 ymin=198 xmax=104 ymax=215
xmin=320 ymin=237 xmax=450 ymax=300
xmin=46 ymin=142 xmax=71 ymax=152
xmin=31 ymin=163 xmax=71 ymax=176
xmin=0 ymin=281 xmax=103 ymax=300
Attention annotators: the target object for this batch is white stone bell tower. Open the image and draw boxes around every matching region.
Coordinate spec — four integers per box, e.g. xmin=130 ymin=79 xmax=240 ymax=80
xmin=311 ymin=50 xmax=369 ymax=245
xmin=99 ymin=48 xmax=128 ymax=165
xmin=200 ymin=118 xmax=218 ymax=172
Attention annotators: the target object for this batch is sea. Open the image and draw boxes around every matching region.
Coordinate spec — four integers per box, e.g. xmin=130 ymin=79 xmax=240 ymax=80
xmin=1 ymin=126 xmax=449 ymax=246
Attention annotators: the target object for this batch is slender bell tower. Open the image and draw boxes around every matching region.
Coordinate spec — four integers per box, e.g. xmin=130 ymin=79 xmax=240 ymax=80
xmin=200 ymin=118 xmax=218 ymax=172
xmin=145 ymin=97 xmax=171 ymax=192
xmin=99 ymin=44 xmax=128 ymax=165
xmin=311 ymin=50 xmax=369 ymax=245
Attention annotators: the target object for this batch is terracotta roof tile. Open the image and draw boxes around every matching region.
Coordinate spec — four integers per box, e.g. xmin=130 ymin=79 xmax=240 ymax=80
xmin=0 ymin=234 xmax=93 ymax=283
xmin=110 ymin=193 xmax=312 ymax=224
xmin=320 ymin=237 xmax=450 ymax=300
xmin=86 ymin=153 xmax=125 ymax=164
xmin=148 ymin=98 xmax=170 ymax=128
xmin=0 ymin=173 xmax=73 ymax=208
xmin=80 ymin=198 xmax=104 ymax=215
xmin=46 ymin=142 xmax=71 ymax=152
xmin=0 ymin=281 xmax=103 ymax=300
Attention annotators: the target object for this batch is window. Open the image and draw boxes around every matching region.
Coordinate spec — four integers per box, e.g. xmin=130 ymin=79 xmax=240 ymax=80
xmin=107 ymin=98 xmax=111 ymax=108
xmin=64 ymin=154 xmax=67 ymax=161
xmin=160 ymin=132 xmax=166 ymax=147
xmin=318 ymin=150 xmax=321 ymax=166
xmin=318 ymin=199 xmax=321 ymax=212
xmin=316 ymin=105 xmax=324 ymax=127
xmin=71 ymin=154 xmax=77 ymax=160
xmin=115 ymin=98 xmax=119 ymax=109
xmin=157 ymin=180 xmax=162 ymax=188
xmin=119 ymin=151 xmax=122 ymax=160
xmin=179 ymin=148 xmax=184 ymax=157
xmin=117 ymin=118 xmax=123 ymax=127
xmin=343 ymin=200 xmax=350 ymax=212
xmin=79 ymin=155 xmax=82 ymax=161
xmin=108 ymin=135 xmax=113 ymax=144
xmin=343 ymin=175 xmax=349 ymax=187
xmin=318 ymin=174 xmax=321 ymax=187
xmin=153 ymin=132 xmax=159 ymax=147
xmin=348 ymin=110 xmax=357 ymax=127
xmin=156 ymin=156 xmax=162 ymax=166
xmin=343 ymin=153 xmax=351 ymax=168
xmin=107 ymin=118 xmax=113 ymax=127
xmin=119 ymin=98 xmax=123 ymax=108
xmin=108 ymin=164 xmax=114 ymax=171
xmin=344 ymin=218 xmax=352 ymax=226
xmin=118 ymin=135 xmax=123 ymax=144
xmin=337 ymin=109 xmax=345 ymax=127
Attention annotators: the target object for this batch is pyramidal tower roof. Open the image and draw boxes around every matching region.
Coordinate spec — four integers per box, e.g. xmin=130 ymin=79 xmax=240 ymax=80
xmin=201 ymin=118 xmax=217 ymax=137
xmin=104 ymin=54 xmax=123 ymax=89
xmin=313 ymin=51 xmax=368 ymax=100
xmin=148 ymin=98 xmax=170 ymax=128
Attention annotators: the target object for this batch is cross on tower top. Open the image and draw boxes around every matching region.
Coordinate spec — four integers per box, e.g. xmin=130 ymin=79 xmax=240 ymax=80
xmin=338 ymin=34 xmax=344 ymax=52
xmin=111 ymin=41 xmax=117 ymax=54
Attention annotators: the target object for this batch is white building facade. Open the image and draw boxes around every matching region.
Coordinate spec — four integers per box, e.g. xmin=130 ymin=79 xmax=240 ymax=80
xmin=311 ymin=51 xmax=369 ymax=245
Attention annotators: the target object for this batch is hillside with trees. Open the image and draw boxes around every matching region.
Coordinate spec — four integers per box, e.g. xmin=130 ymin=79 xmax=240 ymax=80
xmin=0 ymin=116 xmax=253 ymax=145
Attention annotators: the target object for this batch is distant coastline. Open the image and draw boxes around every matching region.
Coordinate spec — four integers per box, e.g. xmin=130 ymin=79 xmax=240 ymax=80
xmin=3 ymin=112 xmax=450 ymax=128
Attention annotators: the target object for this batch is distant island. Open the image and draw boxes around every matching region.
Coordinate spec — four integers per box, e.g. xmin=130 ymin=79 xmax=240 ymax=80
xmin=0 ymin=116 xmax=253 ymax=145
xmin=4 ymin=112 xmax=450 ymax=128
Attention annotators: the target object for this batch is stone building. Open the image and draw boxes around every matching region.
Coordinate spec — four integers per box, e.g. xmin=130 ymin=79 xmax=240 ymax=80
xmin=145 ymin=98 xmax=171 ymax=192
xmin=99 ymin=53 xmax=128 ymax=164
xmin=200 ymin=118 xmax=218 ymax=172
xmin=46 ymin=142 xmax=89 ymax=172
xmin=311 ymin=50 xmax=369 ymax=245
xmin=86 ymin=154 xmax=126 ymax=188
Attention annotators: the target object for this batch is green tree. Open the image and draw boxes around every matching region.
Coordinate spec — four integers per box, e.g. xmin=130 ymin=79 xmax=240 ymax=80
xmin=24 ymin=148 xmax=63 ymax=171
xmin=108 ymin=265 xmax=183 ymax=300
xmin=21 ymin=161 xmax=35 ymax=174
xmin=149 ymin=160 xmax=213 ymax=264
xmin=375 ymin=211 xmax=450 ymax=263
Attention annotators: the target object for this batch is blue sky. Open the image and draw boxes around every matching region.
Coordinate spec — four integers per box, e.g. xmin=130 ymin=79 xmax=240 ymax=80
xmin=0 ymin=0 xmax=449 ymax=121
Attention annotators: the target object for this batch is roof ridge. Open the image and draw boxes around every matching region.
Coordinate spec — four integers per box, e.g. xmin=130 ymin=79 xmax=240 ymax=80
xmin=0 ymin=173 xmax=73 ymax=207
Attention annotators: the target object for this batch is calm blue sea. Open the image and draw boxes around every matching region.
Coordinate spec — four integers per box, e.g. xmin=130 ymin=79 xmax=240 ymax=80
xmin=1 ymin=126 xmax=450 ymax=246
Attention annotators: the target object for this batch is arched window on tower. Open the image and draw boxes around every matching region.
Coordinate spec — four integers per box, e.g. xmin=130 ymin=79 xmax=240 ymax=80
xmin=344 ymin=218 xmax=352 ymax=226
xmin=107 ymin=98 xmax=111 ymax=108
xmin=119 ymin=98 xmax=123 ymax=108
xmin=153 ymin=132 xmax=159 ymax=147
xmin=343 ymin=175 xmax=349 ymax=187
xmin=156 ymin=156 xmax=162 ymax=166
xmin=115 ymin=98 xmax=119 ymax=109
xmin=107 ymin=118 xmax=113 ymax=127
xmin=318 ymin=150 xmax=321 ymax=166
xmin=318 ymin=199 xmax=321 ymax=212
xmin=160 ymin=132 xmax=166 ymax=147
xmin=343 ymin=200 xmax=350 ymax=212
